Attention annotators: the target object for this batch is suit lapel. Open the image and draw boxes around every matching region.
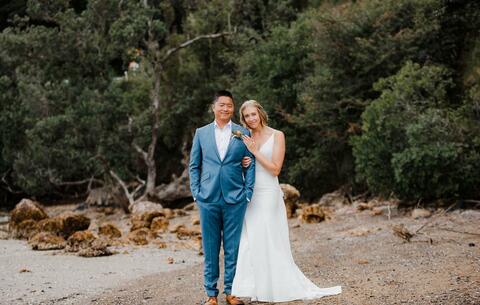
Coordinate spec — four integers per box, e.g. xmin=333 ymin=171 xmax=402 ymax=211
xmin=223 ymin=123 xmax=239 ymax=161
xmin=209 ymin=123 xmax=222 ymax=162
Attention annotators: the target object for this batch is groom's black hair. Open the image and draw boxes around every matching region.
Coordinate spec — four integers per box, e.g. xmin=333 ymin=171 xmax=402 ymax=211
xmin=214 ymin=90 xmax=234 ymax=103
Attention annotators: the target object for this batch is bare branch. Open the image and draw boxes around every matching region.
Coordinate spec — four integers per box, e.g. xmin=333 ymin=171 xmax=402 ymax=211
xmin=127 ymin=115 xmax=148 ymax=162
xmin=109 ymin=170 xmax=145 ymax=206
xmin=49 ymin=176 xmax=103 ymax=187
xmin=414 ymin=203 xmax=456 ymax=235
xmin=161 ymin=31 xmax=236 ymax=63
xmin=133 ymin=143 xmax=148 ymax=161
xmin=1 ymin=170 xmax=22 ymax=194
xmin=436 ymin=227 xmax=480 ymax=236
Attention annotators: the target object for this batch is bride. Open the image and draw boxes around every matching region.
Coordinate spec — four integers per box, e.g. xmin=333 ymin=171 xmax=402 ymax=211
xmin=231 ymin=100 xmax=342 ymax=302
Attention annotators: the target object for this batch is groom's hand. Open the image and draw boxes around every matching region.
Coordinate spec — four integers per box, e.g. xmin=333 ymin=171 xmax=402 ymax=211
xmin=242 ymin=156 xmax=252 ymax=168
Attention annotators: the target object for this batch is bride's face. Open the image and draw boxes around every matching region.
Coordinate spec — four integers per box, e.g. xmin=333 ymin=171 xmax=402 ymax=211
xmin=243 ymin=106 xmax=261 ymax=130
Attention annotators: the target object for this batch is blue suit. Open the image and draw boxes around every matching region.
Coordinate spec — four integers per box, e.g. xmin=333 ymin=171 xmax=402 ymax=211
xmin=189 ymin=122 xmax=255 ymax=296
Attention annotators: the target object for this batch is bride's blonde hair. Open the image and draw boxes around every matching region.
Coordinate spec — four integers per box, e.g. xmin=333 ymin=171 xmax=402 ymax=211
xmin=239 ymin=100 xmax=269 ymax=128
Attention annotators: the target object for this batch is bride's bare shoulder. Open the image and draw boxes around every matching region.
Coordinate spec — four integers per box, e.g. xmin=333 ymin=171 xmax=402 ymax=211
xmin=269 ymin=127 xmax=285 ymax=141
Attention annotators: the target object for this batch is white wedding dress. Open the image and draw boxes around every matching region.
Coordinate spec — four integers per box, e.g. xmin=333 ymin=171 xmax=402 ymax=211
xmin=232 ymin=132 xmax=342 ymax=302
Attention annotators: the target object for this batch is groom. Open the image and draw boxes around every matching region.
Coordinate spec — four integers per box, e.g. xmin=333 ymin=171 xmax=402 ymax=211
xmin=189 ymin=90 xmax=255 ymax=305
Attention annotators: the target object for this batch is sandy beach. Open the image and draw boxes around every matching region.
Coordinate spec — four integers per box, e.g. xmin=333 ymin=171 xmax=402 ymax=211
xmin=1 ymin=203 xmax=479 ymax=305
xmin=0 ymin=240 xmax=202 ymax=305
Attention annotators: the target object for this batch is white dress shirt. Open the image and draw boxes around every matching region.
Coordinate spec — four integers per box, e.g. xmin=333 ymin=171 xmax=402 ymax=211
xmin=214 ymin=120 xmax=232 ymax=161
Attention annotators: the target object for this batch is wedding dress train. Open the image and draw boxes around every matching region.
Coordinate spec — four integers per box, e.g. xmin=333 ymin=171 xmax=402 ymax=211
xmin=231 ymin=132 xmax=342 ymax=302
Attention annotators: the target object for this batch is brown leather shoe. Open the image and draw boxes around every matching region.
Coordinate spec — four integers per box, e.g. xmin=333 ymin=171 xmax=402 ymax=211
xmin=204 ymin=296 xmax=218 ymax=305
xmin=226 ymin=294 xmax=245 ymax=305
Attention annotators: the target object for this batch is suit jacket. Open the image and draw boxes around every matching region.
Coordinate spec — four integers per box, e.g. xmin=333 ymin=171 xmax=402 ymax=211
xmin=189 ymin=122 xmax=255 ymax=204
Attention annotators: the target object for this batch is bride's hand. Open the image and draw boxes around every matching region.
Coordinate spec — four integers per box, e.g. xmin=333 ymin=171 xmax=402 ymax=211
xmin=242 ymin=157 xmax=252 ymax=168
xmin=242 ymin=135 xmax=258 ymax=154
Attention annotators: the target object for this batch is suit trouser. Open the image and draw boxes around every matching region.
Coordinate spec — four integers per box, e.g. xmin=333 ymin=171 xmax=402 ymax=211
xmin=197 ymin=198 xmax=247 ymax=296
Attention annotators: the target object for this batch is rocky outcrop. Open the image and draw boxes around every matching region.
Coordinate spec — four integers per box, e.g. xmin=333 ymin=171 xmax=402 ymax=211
xmin=59 ymin=213 xmax=91 ymax=237
xmin=66 ymin=230 xmax=96 ymax=252
xmin=9 ymin=199 xmax=48 ymax=238
xmin=150 ymin=217 xmax=169 ymax=234
xmin=66 ymin=230 xmax=111 ymax=256
xmin=280 ymin=184 xmax=300 ymax=218
xmin=129 ymin=201 xmax=163 ymax=215
xmin=411 ymin=208 xmax=432 ymax=219
xmin=36 ymin=217 xmax=64 ymax=235
xmin=78 ymin=239 xmax=111 ymax=257
xmin=98 ymin=223 xmax=122 ymax=239
xmin=128 ymin=228 xmax=152 ymax=245
xmin=298 ymin=204 xmax=332 ymax=223
xmin=29 ymin=232 xmax=66 ymax=250
xmin=318 ymin=190 xmax=349 ymax=208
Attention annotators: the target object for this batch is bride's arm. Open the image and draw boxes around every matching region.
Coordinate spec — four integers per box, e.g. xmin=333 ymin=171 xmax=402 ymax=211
xmin=243 ymin=131 xmax=285 ymax=177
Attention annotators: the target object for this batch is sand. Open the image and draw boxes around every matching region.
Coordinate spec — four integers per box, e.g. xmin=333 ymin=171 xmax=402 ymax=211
xmin=1 ymin=204 xmax=479 ymax=305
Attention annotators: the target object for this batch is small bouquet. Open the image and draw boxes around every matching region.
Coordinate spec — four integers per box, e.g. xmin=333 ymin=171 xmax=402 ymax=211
xmin=231 ymin=130 xmax=244 ymax=139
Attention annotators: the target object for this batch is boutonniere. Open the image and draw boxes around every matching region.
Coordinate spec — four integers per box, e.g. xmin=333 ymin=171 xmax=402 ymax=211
xmin=231 ymin=130 xmax=244 ymax=139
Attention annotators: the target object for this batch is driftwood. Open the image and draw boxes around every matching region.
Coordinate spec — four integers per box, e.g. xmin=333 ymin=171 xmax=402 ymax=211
xmin=392 ymin=203 xmax=456 ymax=242
xmin=414 ymin=203 xmax=456 ymax=235
xmin=109 ymin=171 xmax=145 ymax=209
xmin=435 ymin=227 xmax=480 ymax=236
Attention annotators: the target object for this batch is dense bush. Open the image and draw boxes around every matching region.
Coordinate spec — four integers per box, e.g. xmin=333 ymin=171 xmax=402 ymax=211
xmin=352 ymin=62 xmax=480 ymax=200
xmin=0 ymin=0 xmax=479 ymax=204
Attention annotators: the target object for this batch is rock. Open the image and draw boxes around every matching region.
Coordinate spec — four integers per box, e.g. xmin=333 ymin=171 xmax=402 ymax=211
xmin=392 ymin=224 xmax=414 ymax=242
xmin=150 ymin=217 xmax=169 ymax=234
xmin=130 ymin=210 xmax=167 ymax=232
xmin=129 ymin=201 xmax=167 ymax=231
xmin=298 ymin=204 xmax=331 ymax=223
xmin=348 ymin=228 xmax=373 ymax=237
xmin=191 ymin=215 xmax=200 ymax=226
xmin=78 ymin=239 xmax=112 ymax=257
xmin=129 ymin=201 xmax=163 ymax=215
xmin=130 ymin=219 xmax=150 ymax=231
xmin=11 ymin=219 xmax=38 ymax=239
xmin=176 ymin=226 xmax=201 ymax=240
xmin=411 ymin=208 xmax=432 ymax=219
xmin=59 ymin=212 xmax=91 ymax=237
xmin=368 ymin=205 xmax=399 ymax=218
xmin=174 ymin=209 xmax=187 ymax=217
xmin=169 ymin=224 xmax=185 ymax=233
xmin=183 ymin=202 xmax=196 ymax=211
xmin=98 ymin=223 xmax=122 ymax=239
xmin=29 ymin=232 xmax=66 ymax=250
xmin=65 ymin=230 xmax=112 ymax=256
xmin=99 ymin=207 xmax=116 ymax=215
xmin=370 ymin=207 xmax=384 ymax=216
xmin=36 ymin=217 xmax=64 ymax=234
xmin=65 ymin=230 xmax=96 ymax=252
xmin=9 ymin=199 xmax=48 ymax=237
xmin=128 ymin=228 xmax=151 ymax=245
xmin=318 ymin=190 xmax=348 ymax=208
xmin=356 ymin=202 xmax=374 ymax=211
xmin=0 ymin=231 xmax=8 ymax=240
xmin=193 ymin=236 xmax=203 ymax=255
xmin=163 ymin=208 xmax=175 ymax=219
xmin=141 ymin=211 xmax=167 ymax=223
xmin=155 ymin=241 xmax=167 ymax=249
xmin=280 ymin=184 xmax=300 ymax=218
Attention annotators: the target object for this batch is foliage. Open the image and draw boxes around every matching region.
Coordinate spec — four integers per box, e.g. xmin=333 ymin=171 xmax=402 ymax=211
xmin=0 ymin=0 xmax=479 ymax=205
xmin=352 ymin=62 xmax=480 ymax=200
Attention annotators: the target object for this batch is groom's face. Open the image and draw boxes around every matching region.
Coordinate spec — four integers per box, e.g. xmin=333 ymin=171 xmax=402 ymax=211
xmin=213 ymin=96 xmax=234 ymax=122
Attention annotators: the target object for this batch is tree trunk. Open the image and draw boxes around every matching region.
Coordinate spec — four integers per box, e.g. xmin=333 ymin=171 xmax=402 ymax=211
xmin=144 ymin=59 xmax=162 ymax=198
